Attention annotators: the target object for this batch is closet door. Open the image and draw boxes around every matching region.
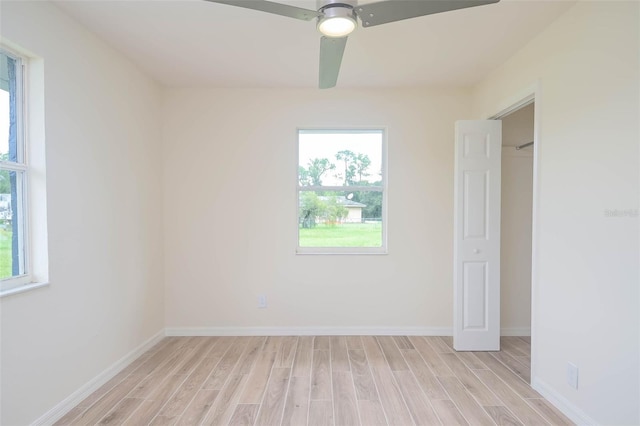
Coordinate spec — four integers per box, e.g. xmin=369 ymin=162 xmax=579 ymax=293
xmin=453 ymin=120 xmax=502 ymax=351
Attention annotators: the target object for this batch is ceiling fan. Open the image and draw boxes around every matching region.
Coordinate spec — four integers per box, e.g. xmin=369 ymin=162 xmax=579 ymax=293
xmin=204 ymin=0 xmax=500 ymax=89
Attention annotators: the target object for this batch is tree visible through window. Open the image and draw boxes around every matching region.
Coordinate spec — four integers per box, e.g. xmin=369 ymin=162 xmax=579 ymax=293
xmin=297 ymin=129 xmax=386 ymax=253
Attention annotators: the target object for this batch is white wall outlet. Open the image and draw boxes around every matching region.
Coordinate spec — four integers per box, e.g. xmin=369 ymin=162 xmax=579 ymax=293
xmin=567 ymin=362 xmax=579 ymax=389
xmin=257 ymin=294 xmax=267 ymax=309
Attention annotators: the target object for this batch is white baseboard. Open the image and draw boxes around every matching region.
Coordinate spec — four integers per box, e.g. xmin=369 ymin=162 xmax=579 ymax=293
xmin=532 ymin=377 xmax=598 ymax=426
xmin=31 ymin=329 xmax=166 ymax=426
xmin=166 ymin=326 xmax=532 ymax=337
xmin=500 ymin=327 xmax=531 ymax=336
xmin=165 ymin=326 xmax=453 ymax=336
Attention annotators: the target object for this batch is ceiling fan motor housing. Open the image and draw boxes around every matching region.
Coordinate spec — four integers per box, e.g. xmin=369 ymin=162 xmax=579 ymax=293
xmin=317 ymin=0 xmax=357 ymax=11
xmin=317 ymin=0 xmax=357 ymax=21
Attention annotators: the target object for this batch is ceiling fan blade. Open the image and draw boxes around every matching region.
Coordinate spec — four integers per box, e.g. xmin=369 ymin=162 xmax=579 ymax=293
xmin=203 ymin=0 xmax=322 ymax=21
xmin=319 ymin=36 xmax=347 ymax=89
xmin=355 ymin=0 xmax=499 ymax=28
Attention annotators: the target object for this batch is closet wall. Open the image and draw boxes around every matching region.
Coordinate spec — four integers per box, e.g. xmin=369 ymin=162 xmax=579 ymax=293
xmin=501 ymin=103 xmax=534 ymax=333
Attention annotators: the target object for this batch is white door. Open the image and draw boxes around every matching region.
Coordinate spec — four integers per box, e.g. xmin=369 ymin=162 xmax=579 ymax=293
xmin=453 ymin=120 xmax=502 ymax=351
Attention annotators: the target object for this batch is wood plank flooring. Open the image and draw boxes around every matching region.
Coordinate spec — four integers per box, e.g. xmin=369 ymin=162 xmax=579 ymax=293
xmin=55 ymin=336 xmax=573 ymax=426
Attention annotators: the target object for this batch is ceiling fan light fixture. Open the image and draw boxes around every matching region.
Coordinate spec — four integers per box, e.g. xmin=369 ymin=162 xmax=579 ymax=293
xmin=317 ymin=5 xmax=356 ymax=38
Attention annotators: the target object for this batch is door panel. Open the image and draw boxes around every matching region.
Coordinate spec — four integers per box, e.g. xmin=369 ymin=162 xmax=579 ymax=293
xmin=463 ymin=171 xmax=489 ymax=239
xmin=463 ymin=262 xmax=488 ymax=329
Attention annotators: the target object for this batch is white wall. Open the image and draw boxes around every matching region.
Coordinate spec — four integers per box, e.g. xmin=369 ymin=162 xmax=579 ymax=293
xmin=473 ymin=2 xmax=639 ymax=424
xmin=501 ymin=104 xmax=534 ymax=333
xmin=0 ymin=2 xmax=164 ymax=425
xmin=162 ymin=88 xmax=471 ymax=332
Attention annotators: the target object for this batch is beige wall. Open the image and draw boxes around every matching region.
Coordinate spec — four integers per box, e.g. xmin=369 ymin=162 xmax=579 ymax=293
xmin=0 ymin=2 xmax=164 ymax=425
xmin=345 ymin=207 xmax=362 ymax=223
xmin=473 ymin=2 xmax=639 ymax=424
xmin=501 ymin=104 xmax=534 ymax=332
xmin=162 ymin=88 xmax=470 ymax=331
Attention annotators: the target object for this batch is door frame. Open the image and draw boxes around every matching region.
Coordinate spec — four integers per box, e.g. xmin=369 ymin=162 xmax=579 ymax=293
xmin=485 ymin=83 xmax=540 ymax=383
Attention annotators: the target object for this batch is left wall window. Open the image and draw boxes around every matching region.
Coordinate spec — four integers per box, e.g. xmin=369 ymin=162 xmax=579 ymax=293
xmin=0 ymin=49 xmax=30 ymax=292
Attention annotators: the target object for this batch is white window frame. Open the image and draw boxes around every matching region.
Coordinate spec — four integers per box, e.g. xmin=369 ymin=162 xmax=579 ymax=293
xmin=296 ymin=128 xmax=388 ymax=255
xmin=0 ymin=47 xmax=34 ymax=295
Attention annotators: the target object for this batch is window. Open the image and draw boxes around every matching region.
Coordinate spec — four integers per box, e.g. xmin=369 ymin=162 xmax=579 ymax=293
xmin=0 ymin=49 xmax=31 ymax=293
xmin=297 ymin=129 xmax=386 ymax=254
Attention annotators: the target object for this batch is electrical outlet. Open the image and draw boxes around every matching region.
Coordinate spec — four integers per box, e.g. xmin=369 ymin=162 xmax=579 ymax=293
xmin=567 ymin=362 xmax=579 ymax=389
xmin=257 ymin=294 xmax=267 ymax=309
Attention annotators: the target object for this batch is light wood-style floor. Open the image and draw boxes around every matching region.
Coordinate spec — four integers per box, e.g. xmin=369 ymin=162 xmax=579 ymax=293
xmin=55 ymin=336 xmax=573 ymax=426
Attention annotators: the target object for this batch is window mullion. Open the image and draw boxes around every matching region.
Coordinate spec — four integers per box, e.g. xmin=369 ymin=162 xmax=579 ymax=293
xmin=0 ymin=162 xmax=28 ymax=172
xmin=298 ymin=185 xmax=383 ymax=192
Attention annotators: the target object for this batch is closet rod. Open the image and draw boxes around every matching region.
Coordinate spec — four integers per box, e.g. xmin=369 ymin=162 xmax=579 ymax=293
xmin=515 ymin=141 xmax=534 ymax=150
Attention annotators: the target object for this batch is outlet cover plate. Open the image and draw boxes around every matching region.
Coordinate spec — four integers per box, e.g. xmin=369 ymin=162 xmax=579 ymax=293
xmin=567 ymin=362 xmax=578 ymax=389
xmin=257 ymin=295 xmax=267 ymax=309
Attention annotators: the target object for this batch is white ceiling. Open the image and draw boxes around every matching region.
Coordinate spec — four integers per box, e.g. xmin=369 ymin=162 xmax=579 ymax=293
xmin=53 ymin=0 xmax=574 ymax=88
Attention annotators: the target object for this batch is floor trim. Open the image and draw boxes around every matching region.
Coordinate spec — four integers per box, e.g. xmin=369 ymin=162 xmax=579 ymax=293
xmin=532 ymin=377 xmax=598 ymax=425
xmin=165 ymin=326 xmax=532 ymax=337
xmin=31 ymin=329 xmax=166 ymax=426
xmin=500 ymin=327 xmax=531 ymax=336
xmin=165 ymin=326 xmax=453 ymax=336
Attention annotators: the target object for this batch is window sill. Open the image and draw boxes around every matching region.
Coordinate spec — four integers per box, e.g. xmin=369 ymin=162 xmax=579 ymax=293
xmin=0 ymin=281 xmax=50 ymax=298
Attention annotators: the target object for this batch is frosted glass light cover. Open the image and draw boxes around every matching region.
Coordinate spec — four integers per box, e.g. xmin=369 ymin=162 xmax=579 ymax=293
xmin=318 ymin=16 xmax=356 ymax=37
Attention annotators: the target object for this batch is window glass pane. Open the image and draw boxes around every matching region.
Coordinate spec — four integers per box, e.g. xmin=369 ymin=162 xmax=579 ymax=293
xmin=0 ymin=50 xmax=25 ymax=282
xmin=0 ymin=169 xmax=25 ymax=279
xmin=0 ymin=51 xmax=18 ymax=163
xmin=299 ymin=131 xmax=382 ymax=187
xmin=298 ymin=191 xmax=382 ymax=248
xmin=0 ymin=87 xmax=8 ymax=160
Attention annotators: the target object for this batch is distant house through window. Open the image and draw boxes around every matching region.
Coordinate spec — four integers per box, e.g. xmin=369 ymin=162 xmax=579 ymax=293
xmin=297 ymin=129 xmax=387 ymax=254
